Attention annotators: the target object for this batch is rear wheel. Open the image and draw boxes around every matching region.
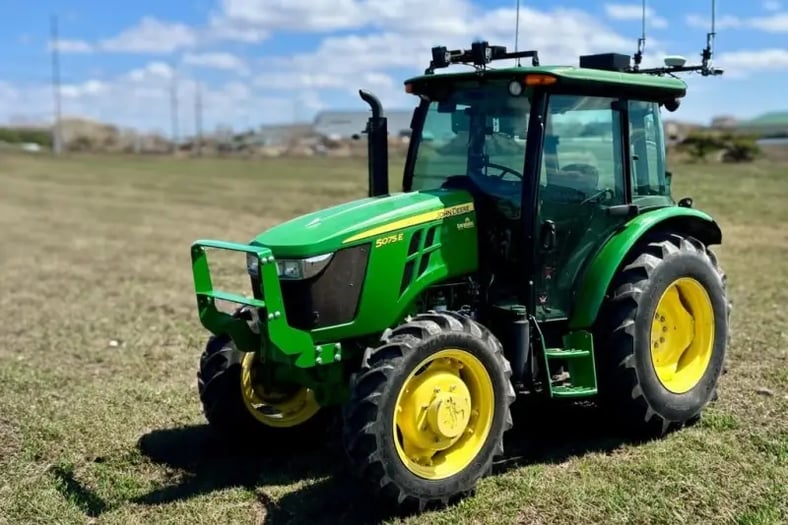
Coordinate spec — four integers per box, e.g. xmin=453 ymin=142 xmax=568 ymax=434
xmin=342 ymin=311 xmax=515 ymax=512
xmin=595 ymin=232 xmax=730 ymax=437
xmin=197 ymin=333 xmax=328 ymax=443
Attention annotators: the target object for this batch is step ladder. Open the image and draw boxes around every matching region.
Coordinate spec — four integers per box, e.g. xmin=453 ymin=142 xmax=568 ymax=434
xmin=542 ymin=330 xmax=598 ymax=398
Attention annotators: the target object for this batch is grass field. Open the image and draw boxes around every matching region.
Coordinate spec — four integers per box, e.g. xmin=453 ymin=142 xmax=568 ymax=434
xmin=0 ymin=152 xmax=786 ymax=525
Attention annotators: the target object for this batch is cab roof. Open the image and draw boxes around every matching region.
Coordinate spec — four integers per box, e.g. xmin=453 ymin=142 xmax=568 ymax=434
xmin=404 ymin=65 xmax=687 ymax=100
xmin=403 ymin=45 xmax=689 ymax=101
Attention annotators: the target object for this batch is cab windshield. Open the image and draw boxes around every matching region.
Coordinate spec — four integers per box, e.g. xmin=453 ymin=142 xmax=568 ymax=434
xmin=410 ymin=80 xmax=532 ymax=210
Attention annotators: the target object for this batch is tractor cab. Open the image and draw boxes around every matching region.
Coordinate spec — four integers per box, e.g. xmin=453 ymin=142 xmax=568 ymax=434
xmin=388 ymin=44 xmax=686 ymax=328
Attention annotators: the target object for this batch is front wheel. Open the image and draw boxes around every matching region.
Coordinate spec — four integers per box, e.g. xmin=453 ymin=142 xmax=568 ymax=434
xmin=197 ymin=334 xmax=329 ymax=444
xmin=595 ymin=232 xmax=730 ymax=437
xmin=342 ymin=311 xmax=515 ymax=512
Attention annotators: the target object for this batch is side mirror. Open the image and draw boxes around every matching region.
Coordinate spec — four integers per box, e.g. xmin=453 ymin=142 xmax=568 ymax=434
xmin=663 ymin=98 xmax=681 ymax=112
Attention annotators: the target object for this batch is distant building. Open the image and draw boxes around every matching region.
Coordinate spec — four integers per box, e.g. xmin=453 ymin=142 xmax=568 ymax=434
xmin=312 ymin=110 xmax=414 ymax=140
xmin=664 ymin=120 xmax=701 ymax=145
xmin=710 ymin=115 xmax=738 ymax=129
xmin=253 ymin=123 xmax=314 ymax=146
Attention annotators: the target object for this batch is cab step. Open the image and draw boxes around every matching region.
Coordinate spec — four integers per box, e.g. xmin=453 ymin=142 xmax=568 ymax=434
xmin=551 ymin=385 xmax=598 ymax=398
xmin=540 ymin=330 xmax=598 ymax=399
xmin=544 ymin=348 xmax=590 ymax=358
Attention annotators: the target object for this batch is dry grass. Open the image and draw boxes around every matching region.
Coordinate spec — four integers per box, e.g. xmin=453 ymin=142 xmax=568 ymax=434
xmin=0 ymin=152 xmax=786 ymax=525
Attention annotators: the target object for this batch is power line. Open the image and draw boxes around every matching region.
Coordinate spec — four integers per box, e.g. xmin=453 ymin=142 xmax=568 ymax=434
xmin=50 ymin=14 xmax=63 ymax=155
xmin=170 ymin=60 xmax=179 ymax=153
xmin=194 ymin=79 xmax=203 ymax=156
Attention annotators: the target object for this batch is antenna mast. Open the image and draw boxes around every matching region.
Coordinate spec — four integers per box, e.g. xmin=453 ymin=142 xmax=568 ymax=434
xmin=514 ymin=0 xmax=522 ymax=66
xmin=700 ymin=0 xmax=717 ymax=75
xmin=632 ymin=0 xmax=647 ymax=70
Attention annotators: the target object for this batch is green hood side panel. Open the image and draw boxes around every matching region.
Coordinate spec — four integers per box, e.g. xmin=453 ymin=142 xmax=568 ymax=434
xmin=254 ymin=189 xmax=474 ymax=258
xmin=253 ymin=188 xmax=479 ymax=344
xmin=569 ymin=207 xmax=720 ymax=330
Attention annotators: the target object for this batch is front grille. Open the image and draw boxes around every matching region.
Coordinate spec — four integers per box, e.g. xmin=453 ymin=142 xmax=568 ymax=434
xmin=280 ymin=244 xmax=370 ymax=330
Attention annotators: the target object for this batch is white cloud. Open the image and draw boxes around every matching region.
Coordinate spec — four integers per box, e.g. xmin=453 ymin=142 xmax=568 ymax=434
xmin=183 ymin=52 xmax=249 ymax=75
xmin=604 ymin=4 xmax=668 ymax=29
xmin=49 ymin=39 xmax=94 ymax=53
xmin=215 ymin=0 xmax=368 ymax=32
xmin=251 ymin=4 xmax=637 ymax=106
xmin=60 ymin=80 xmax=108 ymax=98
xmin=749 ymin=13 xmax=788 ymax=32
xmin=763 ymin=0 xmax=782 ymax=12
xmin=685 ymin=13 xmax=743 ymax=30
xmin=717 ymin=49 xmax=788 ymax=71
xmin=206 ymin=17 xmax=268 ymax=43
xmin=99 ymin=17 xmax=197 ymax=53
xmin=256 ymin=72 xmax=349 ymax=90
xmin=145 ymin=61 xmax=175 ymax=79
xmin=0 ymin=62 xmax=293 ymax=133
xmin=686 ymin=12 xmax=788 ymax=32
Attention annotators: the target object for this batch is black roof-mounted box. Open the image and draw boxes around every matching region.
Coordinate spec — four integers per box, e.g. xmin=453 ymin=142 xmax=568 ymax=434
xmin=579 ymin=53 xmax=631 ymax=72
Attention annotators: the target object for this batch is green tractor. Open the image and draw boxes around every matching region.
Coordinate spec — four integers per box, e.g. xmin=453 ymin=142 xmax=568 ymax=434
xmin=190 ymin=42 xmax=729 ymax=511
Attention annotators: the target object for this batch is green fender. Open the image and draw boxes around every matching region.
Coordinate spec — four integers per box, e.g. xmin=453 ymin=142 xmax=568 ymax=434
xmin=568 ymin=206 xmax=722 ymax=330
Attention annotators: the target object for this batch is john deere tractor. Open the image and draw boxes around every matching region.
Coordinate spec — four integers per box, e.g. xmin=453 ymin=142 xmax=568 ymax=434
xmin=190 ymin=42 xmax=729 ymax=511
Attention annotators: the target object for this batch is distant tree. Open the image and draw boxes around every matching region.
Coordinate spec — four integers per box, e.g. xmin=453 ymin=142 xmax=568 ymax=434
xmin=720 ymin=133 xmax=760 ymax=163
xmin=678 ymin=131 xmax=723 ymax=162
xmin=678 ymin=130 xmax=761 ymax=163
xmin=0 ymin=127 xmax=52 ymax=147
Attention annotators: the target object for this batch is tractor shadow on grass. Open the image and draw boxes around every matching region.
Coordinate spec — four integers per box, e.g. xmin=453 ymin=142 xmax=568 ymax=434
xmin=136 ymin=400 xmax=648 ymax=524
xmin=135 ymin=419 xmax=389 ymax=523
xmin=493 ymin=397 xmax=651 ymax=473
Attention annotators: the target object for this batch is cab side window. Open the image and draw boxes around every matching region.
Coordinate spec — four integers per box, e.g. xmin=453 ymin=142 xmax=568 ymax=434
xmin=629 ymin=100 xmax=669 ymax=198
xmin=541 ymin=95 xmax=626 ymax=204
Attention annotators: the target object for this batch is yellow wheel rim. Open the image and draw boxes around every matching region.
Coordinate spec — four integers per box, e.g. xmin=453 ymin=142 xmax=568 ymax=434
xmin=650 ymin=277 xmax=715 ymax=394
xmin=392 ymin=349 xmax=495 ymax=480
xmin=240 ymin=353 xmax=320 ymax=428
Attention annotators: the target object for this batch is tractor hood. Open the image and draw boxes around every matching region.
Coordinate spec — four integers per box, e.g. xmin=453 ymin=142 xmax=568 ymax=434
xmin=252 ymin=188 xmax=474 ymax=258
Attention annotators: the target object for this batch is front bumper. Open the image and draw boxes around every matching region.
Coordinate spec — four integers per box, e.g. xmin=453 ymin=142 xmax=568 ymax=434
xmin=190 ymin=239 xmax=344 ymax=368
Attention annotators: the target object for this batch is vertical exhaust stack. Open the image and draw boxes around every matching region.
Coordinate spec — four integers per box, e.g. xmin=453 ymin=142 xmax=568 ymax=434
xmin=359 ymin=90 xmax=389 ymax=197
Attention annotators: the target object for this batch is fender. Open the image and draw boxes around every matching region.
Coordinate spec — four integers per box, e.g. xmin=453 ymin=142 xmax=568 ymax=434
xmin=568 ymin=206 xmax=722 ymax=330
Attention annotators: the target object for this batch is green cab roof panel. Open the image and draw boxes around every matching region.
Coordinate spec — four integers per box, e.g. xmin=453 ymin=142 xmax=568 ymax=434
xmin=405 ymin=65 xmax=687 ymax=98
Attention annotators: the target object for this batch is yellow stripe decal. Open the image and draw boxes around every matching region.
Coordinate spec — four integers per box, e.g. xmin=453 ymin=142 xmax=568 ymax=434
xmin=342 ymin=203 xmax=475 ymax=244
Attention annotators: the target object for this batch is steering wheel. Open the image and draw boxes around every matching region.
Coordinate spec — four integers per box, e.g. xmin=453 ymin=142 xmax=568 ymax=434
xmin=580 ymin=188 xmax=615 ymax=205
xmin=485 ymin=161 xmax=523 ymax=180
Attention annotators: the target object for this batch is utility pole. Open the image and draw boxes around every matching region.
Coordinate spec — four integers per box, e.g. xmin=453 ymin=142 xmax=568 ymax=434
xmin=50 ymin=14 xmax=63 ymax=155
xmin=194 ymin=79 xmax=203 ymax=156
xmin=170 ymin=61 xmax=179 ymax=154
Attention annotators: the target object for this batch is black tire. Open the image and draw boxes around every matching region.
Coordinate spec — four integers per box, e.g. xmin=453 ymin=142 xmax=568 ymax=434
xmin=197 ymin=333 xmax=332 ymax=445
xmin=595 ymin=232 xmax=730 ymax=438
xmin=341 ymin=311 xmax=515 ymax=513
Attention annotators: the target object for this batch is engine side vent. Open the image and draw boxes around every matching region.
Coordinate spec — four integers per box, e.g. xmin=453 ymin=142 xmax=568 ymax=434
xmin=408 ymin=230 xmax=422 ymax=255
xmin=400 ymin=260 xmax=416 ymax=295
xmin=425 ymin=225 xmax=438 ymax=247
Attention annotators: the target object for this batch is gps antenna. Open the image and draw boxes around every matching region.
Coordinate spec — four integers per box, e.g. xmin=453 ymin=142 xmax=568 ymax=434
xmin=632 ymin=0 xmax=647 ymax=70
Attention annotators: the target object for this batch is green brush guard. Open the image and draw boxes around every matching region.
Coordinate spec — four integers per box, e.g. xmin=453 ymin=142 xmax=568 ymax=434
xmin=191 ymin=239 xmax=344 ymax=367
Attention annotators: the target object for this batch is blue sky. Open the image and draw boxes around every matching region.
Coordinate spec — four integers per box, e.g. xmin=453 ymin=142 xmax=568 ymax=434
xmin=1 ymin=0 xmax=786 ymax=134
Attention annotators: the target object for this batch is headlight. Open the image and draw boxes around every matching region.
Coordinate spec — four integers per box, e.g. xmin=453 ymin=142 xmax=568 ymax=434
xmin=276 ymin=260 xmax=303 ymax=279
xmin=246 ymin=252 xmax=334 ymax=280
xmin=246 ymin=253 xmax=260 ymax=277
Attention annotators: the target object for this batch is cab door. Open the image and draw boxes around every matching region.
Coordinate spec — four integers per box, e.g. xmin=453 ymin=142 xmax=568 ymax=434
xmin=533 ymin=94 xmax=632 ymax=321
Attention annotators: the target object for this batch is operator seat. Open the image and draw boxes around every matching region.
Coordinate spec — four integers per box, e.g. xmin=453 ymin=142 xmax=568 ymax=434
xmin=543 ymin=163 xmax=600 ymax=203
